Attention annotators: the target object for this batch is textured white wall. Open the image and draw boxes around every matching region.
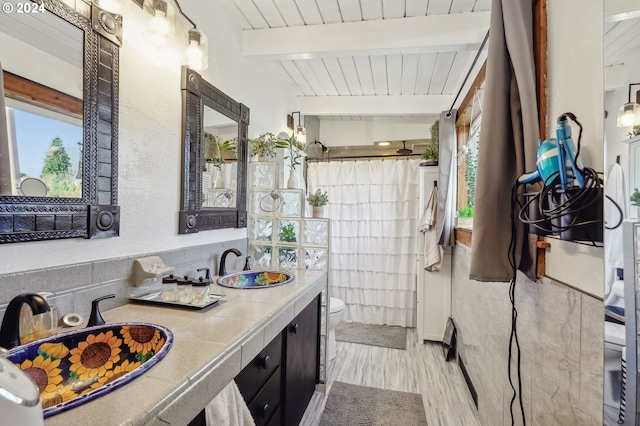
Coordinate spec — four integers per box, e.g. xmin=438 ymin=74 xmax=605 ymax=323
xmin=544 ymin=0 xmax=604 ymax=296
xmin=0 ymin=0 xmax=298 ymax=274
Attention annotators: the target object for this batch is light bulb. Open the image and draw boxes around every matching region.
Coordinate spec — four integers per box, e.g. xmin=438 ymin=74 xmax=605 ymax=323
xmin=186 ymin=40 xmax=204 ymax=70
xmin=617 ymin=103 xmax=640 ymax=127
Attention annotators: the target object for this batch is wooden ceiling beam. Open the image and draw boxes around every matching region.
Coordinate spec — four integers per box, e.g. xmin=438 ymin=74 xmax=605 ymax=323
xmin=242 ymin=12 xmax=490 ymax=60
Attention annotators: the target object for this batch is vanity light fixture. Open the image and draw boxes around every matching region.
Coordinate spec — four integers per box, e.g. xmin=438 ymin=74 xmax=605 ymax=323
xmin=377 ymin=141 xmax=391 ymax=146
xmin=287 ymin=111 xmax=306 ymax=147
xmin=617 ymin=83 xmax=640 ymax=127
xmin=142 ymin=0 xmax=175 ymax=47
xmin=186 ymin=28 xmax=208 ymax=71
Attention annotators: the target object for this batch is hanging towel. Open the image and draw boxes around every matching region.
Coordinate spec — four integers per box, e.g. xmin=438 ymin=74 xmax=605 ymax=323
xmin=205 ymin=380 xmax=255 ymax=426
xmin=604 ymin=162 xmax=625 ymax=293
xmin=419 ymin=186 xmax=443 ymax=271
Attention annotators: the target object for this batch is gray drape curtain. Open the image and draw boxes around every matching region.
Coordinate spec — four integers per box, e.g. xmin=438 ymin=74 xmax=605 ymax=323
xmin=469 ymin=0 xmax=540 ymax=282
xmin=437 ymin=109 xmax=457 ymax=247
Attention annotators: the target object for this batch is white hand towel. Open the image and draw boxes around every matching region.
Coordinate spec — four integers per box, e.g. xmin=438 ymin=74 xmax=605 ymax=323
xmin=205 ymin=380 xmax=255 ymax=426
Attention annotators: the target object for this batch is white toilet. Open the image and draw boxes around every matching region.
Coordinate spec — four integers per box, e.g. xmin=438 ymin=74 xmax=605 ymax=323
xmin=328 ymin=297 xmax=345 ymax=360
xmin=604 ymin=321 xmax=626 ymax=409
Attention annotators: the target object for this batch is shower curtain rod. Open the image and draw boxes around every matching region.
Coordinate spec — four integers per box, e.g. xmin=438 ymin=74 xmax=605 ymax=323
xmin=446 ymin=29 xmax=490 ymax=117
xmin=307 ymin=154 xmax=421 ymax=162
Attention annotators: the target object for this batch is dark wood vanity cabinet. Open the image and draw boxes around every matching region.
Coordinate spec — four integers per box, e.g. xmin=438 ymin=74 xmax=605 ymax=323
xmin=236 ymin=296 xmax=320 ymax=426
xmin=283 ymin=297 xmax=319 ymax=426
xmin=188 ymin=296 xmax=319 ymax=426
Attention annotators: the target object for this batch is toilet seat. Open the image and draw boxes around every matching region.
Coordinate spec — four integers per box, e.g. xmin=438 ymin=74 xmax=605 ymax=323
xmin=605 ymin=321 xmax=625 ymax=346
xmin=330 ymin=297 xmax=345 ymax=314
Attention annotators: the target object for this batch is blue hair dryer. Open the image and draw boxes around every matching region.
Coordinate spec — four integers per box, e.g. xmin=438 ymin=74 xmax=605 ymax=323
xmin=518 ymin=114 xmax=584 ymax=188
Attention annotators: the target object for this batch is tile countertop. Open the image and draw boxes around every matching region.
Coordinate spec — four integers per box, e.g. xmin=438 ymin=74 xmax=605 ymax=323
xmin=44 ymin=269 xmax=327 ymax=426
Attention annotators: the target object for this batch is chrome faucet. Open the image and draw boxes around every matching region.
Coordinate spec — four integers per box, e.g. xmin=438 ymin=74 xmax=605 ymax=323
xmin=0 ymin=293 xmax=51 ymax=349
xmin=219 ymin=248 xmax=241 ymax=276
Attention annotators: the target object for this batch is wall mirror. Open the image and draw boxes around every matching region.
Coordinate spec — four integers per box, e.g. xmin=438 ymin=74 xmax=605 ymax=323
xmin=179 ymin=67 xmax=249 ymax=233
xmin=0 ymin=0 xmax=120 ymax=243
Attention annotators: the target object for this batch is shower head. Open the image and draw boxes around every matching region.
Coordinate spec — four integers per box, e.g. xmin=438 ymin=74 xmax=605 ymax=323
xmin=397 ymin=141 xmax=412 ymax=155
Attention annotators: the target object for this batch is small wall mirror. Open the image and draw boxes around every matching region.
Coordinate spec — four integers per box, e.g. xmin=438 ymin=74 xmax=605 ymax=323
xmin=0 ymin=0 xmax=120 ymax=243
xmin=179 ymin=67 xmax=249 ymax=233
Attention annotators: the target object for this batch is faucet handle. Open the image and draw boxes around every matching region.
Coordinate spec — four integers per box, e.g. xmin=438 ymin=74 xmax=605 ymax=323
xmin=243 ymin=256 xmax=251 ymax=271
xmin=87 ymin=294 xmax=115 ymax=327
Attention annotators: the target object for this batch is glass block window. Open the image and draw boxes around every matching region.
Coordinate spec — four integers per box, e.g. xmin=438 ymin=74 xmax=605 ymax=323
xmin=249 ymin=218 xmax=273 ymax=242
xmin=277 ymin=247 xmax=298 ymax=268
xmin=303 ymin=219 xmax=329 ymax=246
xmin=304 ymin=249 xmax=328 ymax=270
xmin=250 ymin=245 xmax=273 ymax=268
xmin=277 ymin=219 xmax=300 ymax=244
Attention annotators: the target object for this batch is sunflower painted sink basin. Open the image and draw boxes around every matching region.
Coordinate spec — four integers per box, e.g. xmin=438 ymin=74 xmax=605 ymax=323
xmin=217 ymin=270 xmax=294 ymax=288
xmin=6 ymin=322 xmax=172 ymax=418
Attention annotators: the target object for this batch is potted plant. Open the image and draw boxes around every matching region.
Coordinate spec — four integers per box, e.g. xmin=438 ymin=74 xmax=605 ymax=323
xmin=631 ymin=188 xmax=640 ymax=218
xmin=250 ymin=132 xmax=277 ymax=161
xmin=455 ymin=205 xmax=474 ymax=228
xmin=420 ymin=141 xmax=439 ymax=166
xmin=276 ymin=133 xmax=304 ymax=188
xmin=307 ymin=189 xmax=329 ymax=218
xmin=204 ymin=133 xmax=236 ymax=188
xmin=420 ymin=120 xmax=439 ymax=166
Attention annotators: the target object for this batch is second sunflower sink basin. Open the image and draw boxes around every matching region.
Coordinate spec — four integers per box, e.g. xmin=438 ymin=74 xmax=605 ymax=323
xmin=6 ymin=322 xmax=172 ymax=418
xmin=217 ymin=270 xmax=295 ymax=288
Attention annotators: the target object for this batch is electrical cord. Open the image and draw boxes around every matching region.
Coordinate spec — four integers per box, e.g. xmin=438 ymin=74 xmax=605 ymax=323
xmin=508 ymin=180 xmax=526 ymax=426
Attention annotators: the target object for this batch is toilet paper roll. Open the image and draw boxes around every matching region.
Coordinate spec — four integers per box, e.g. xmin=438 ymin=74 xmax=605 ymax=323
xmin=61 ymin=313 xmax=84 ymax=327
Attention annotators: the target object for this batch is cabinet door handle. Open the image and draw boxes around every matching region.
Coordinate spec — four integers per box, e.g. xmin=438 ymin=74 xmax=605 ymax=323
xmin=261 ymin=403 xmax=270 ymax=417
xmin=261 ymin=355 xmax=270 ymax=369
xmin=290 ymin=323 xmax=299 ymax=334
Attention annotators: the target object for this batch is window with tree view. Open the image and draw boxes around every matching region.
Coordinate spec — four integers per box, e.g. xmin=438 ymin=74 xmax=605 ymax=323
xmin=4 ymin=99 xmax=83 ymax=198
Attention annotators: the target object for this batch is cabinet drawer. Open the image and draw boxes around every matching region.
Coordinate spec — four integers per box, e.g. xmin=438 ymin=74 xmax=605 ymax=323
xmin=236 ymin=332 xmax=283 ymax=403
xmin=248 ymin=366 xmax=281 ymax=426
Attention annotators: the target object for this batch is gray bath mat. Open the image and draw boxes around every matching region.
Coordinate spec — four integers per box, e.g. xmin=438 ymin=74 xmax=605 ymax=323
xmin=336 ymin=322 xmax=407 ymax=350
xmin=320 ymin=381 xmax=427 ymax=425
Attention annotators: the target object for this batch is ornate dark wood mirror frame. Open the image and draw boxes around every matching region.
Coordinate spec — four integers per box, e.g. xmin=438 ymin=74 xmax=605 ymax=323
xmin=0 ymin=0 xmax=120 ymax=243
xmin=179 ymin=67 xmax=249 ymax=233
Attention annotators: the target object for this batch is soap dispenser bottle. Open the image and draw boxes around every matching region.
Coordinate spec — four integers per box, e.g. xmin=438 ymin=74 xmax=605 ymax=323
xmin=19 ymin=292 xmax=57 ymax=344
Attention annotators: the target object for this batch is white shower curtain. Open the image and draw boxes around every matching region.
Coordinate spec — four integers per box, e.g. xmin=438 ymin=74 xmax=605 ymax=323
xmin=307 ymin=158 xmax=420 ymax=327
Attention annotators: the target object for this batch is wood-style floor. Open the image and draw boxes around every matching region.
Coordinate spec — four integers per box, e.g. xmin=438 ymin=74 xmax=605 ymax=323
xmin=300 ymin=328 xmax=482 ymax=426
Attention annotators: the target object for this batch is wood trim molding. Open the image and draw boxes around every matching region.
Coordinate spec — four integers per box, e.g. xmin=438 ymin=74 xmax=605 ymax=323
xmin=533 ymin=0 xmax=547 ymax=139
xmin=3 ymin=70 xmax=83 ymax=118
xmin=455 ymin=228 xmax=472 ymax=247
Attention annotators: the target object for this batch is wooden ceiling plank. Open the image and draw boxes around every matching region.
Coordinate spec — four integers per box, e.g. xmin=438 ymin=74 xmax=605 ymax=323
xmin=353 ymin=56 xmax=376 ymax=95
xmin=401 ymin=53 xmax=420 ymax=95
xmin=405 ymin=0 xmax=428 ymax=16
xmin=338 ymin=0 xmax=363 ymax=22
xmin=317 ymin=0 xmax=343 ymax=24
xmin=386 ymin=55 xmax=403 ymax=95
xmin=361 ymin=0 xmax=383 ymax=20
xmin=307 ymin=58 xmax=341 ymax=96
xmin=382 ymin=0 xmax=406 ymax=19
xmin=427 ymin=0 xmax=453 ymax=15
xmin=273 ymin=0 xmax=306 ymax=26
xmin=295 ymin=0 xmax=325 ymax=25
xmin=295 ymin=59 xmax=329 ymax=95
xmin=442 ymin=50 xmax=473 ymax=95
xmin=232 ymin=0 xmax=271 ymax=29
xmin=323 ymin=57 xmax=352 ymax=95
xmin=277 ymin=61 xmax=305 ymax=95
xmin=472 ymin=0 xmax=491 ymax=12
xmin=253 ymin=0 xmax=288 ymax=27
xmin=242 ymin=12 xmax=490 ymax=59
xmin=414 ymin=52 xmax=437 ymax=94
xmin=430 ymin=51 xmax=456 ymax=94
xmin=280 ymin=60 xmax=316 ymax=95
xmin=338 ymin=57 xmax=364 ymax=95
xmin=370 ymin=55 xmax=389 ymax=95
xmin=450 ymin=0 xmax=477 ymax=14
